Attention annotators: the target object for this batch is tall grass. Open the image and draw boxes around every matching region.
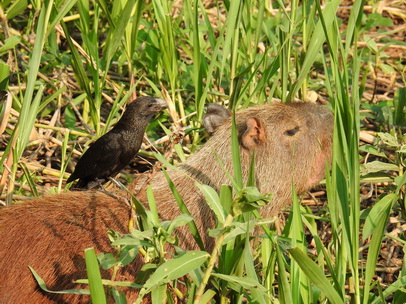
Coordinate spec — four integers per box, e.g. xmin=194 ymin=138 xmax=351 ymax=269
xmin=1 ymin=0 xmax=405 ymax=303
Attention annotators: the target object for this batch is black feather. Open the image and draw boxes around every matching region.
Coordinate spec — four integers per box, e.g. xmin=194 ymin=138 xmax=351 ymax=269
xmin=67 ymin=96 xmax=166 ymax=188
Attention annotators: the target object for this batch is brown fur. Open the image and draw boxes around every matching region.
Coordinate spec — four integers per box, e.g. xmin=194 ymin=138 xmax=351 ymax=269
xmin=0 ymin=102 xmax=333 ymax=303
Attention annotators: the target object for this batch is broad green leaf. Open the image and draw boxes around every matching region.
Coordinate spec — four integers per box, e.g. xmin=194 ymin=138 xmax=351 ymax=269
xmin=377 ymin=132 xmax=400 ymax=147
xmin=233 ymin=187 xmax=272 ymax=215
xmin=207 ymin=226 xmax=228 ymax=238
xmin=220 ymin=185 xmax=233 ymax=214
xmin=111 ymin=287 xmax=126 ymax=304
xmin=290 ymin=186 xmax=307 ymax=303
xmin=97 ymin=253 xmax=117 ymax=270
xmin=196 ymin=182 xmax=226 ymax=224
xmin=240 ymin=186 xmax=271 ymax=203
xmin=151 ymin=284 xmax=167 ymax=303
xmin=360 ymin=161 xmax=400 ymax=176
xmin=211 ymin=273 xmax=267 ymax=292
xmin=364 ymin=35 xmax=378 ymax=53
xmin=358 ymin=145 xmax=387 ymax=158
xmin=394 ymin=87 xmax=405 ymax=125
xmin=395 ymin=175 xmax=406 ymax=194
xmin=0 ymin=36 xmax=21 ymax=55
xmin=119 ymin=245 xmax=138 ymax=267
xmin=5 ymin=0 xmax=28 ymax=19
xmin=167 ymin=214 xmax=195 ymax=234
xmin=380 ymin=64 xmax=395 ymax=74
xmin=199 ymin=289 xmax=217 ymax=304
xmin=0 ymin=60 xmax=10 ymax=89
xmin=243 ymin=239 xmax=268 ymax=304
xmin=146 ymin=185 xmax=159 ymax=226
xmin=112 ymin=236 xmax=152 ymax=247
xmin=222 ymin=221 xmax=256 ymax=244
xmin=141 ymin=251 xmax=209 ymax=292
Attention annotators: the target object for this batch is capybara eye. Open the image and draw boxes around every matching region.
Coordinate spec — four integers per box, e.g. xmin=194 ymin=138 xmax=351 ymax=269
xmin=284 ymin=126 xmax=300 ymax=136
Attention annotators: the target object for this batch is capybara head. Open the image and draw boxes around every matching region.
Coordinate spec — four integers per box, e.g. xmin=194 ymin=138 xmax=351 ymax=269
xmin=170 ymin=102 xmax=333 ymax=216
xmin=133 ymin=101 xmax=333 ymax=250
xmin=0 ymin=102 xmax=333 ymax=304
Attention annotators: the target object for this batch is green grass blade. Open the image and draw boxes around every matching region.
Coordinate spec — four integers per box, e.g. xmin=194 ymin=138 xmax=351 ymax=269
xmin=290 ymin=186 xmax=309 ymax=303
xmin=47 ymin=0 xmax=78 ymax=38
xmin=287 ymin=0 xmax=340 ymax=100
xmin=20 ymin=162 xmax=39 ymax=197
xmin=60 ymin=21 xmax=93 ymax=108
xmin=301 ymin=215 xmax=343 ymax=297
xmin=243 ymin=242 xmax=268 ymax=304
xmin=394 ymin=87 xmax=406 ymax=126
xmin=370 ymin=275 xmax=406 ymax=304
xmin=84 ymin=248 xmax=106 ymax=304
xmin=29 ymin=266 xmax=90 ymax=295
xmin=344 ymin=0 xmax=366 ymax=57
xmin=163 ymin=170 xmax=205 ymax=250
xmin=231 ymin=113 xmax=243 ymax=190
xmin=105 ymin=0 xmax=137 ymax=66
xmin=219 ymin=1 xmax=242 ymax=87
xmin=362 ymin=194 xmax=398 ymax=304
xmin=14 ymin=1 xmax=53 ymax=159
xmin=275 ymin=244 xmax=293 ymax=304
xmin=146 ymin=185 xmax=160 ymax=226
xmin=288 ymin=248 xmax=344 ymax=304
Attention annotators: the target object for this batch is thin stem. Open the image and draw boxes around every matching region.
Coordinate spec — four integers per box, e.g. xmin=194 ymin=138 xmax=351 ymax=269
xmin=193 ymin=213 xmax=234 ymax=303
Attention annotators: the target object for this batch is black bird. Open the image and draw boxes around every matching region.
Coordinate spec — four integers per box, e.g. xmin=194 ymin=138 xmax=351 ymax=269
xmin=67 ymin=96 xmax=167 ymax=188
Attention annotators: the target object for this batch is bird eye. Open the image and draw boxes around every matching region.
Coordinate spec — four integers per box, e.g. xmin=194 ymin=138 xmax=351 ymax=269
xmin=284 ymin=126 xmax=300 ymax=136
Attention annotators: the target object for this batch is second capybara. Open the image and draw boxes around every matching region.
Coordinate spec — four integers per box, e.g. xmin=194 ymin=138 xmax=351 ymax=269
xmin=0 ymin=102 xmax=333 ymax=303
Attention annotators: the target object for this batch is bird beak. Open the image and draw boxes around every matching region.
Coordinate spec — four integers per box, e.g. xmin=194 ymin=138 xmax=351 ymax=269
xmin=155 ymin=98 xmax=168 ymax=110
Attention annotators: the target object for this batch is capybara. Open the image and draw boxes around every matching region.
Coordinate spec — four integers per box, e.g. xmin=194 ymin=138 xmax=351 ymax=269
xmin=0 ymin=102 xmax=333 ymax=303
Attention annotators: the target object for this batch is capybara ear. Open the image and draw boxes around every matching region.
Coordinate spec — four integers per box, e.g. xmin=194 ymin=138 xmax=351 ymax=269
xmin=203 ymin=103 xmax=231 ymax=135
xmin=241 ymin=117 xmax=267 ymax=150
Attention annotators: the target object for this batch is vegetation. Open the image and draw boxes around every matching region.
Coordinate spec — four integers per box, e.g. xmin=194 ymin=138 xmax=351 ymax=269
xmin=0 ymin=0 xmax=405 ymax=303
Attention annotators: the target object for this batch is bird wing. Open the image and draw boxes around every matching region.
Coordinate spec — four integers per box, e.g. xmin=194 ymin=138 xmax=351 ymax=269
xmin=68 ymin=132 xmax=124 ymax=181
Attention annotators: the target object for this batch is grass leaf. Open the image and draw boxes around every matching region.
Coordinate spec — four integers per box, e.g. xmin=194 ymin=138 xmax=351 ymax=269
xmin=288 ymin=248 xmax=344 ymax=304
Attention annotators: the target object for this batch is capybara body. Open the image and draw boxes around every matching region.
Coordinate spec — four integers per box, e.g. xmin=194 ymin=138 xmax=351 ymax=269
xmin=0 ymin=102 xmax=333 ymax=303
xmin=0 ymin=194 xmax=131 ymax=304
